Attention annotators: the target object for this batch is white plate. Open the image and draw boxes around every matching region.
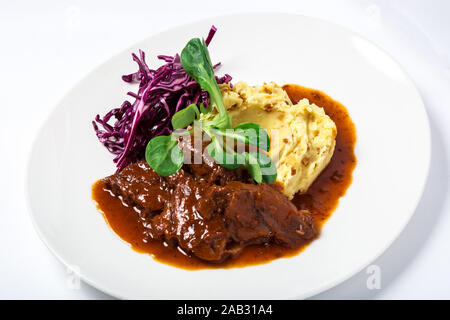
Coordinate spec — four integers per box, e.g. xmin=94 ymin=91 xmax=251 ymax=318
xmin=26 ymin=13 xmax=430 ymax=299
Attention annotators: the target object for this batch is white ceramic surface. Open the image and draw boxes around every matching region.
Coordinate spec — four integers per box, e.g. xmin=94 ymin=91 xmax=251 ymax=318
xmin=26 ymin=13 xmax=430 ymax=299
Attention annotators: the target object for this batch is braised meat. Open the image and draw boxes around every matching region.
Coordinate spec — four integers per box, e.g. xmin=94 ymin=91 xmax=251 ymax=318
xmin=102 ymin=153 xmax=317 ymax=262
xmin=223 ymin=182 xmax=316 ymax=247
xmin=103 ymin=161 xmax=169 ymax=217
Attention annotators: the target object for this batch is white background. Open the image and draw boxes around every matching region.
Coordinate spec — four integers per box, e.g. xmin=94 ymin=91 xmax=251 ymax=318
xmin=1 ymin=0 xmax=449 ymax=299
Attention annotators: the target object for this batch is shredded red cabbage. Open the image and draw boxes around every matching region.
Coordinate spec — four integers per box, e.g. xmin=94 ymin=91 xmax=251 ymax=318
xmin=93 ymin=26 xmax=231 ymax=171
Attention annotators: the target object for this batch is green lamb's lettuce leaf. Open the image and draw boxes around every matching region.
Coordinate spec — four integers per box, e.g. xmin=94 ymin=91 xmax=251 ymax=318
xmin=171 ymin=103 xmax=200 ymax=129
xmin=213 ymin=122 xmax=270 ymax=152
xmin=206 ymin=138 xmax=245 ymax=170
xmin=145 ymin=36 xmax=277 ymax=184
xmin=145 ymin=135 xmax=183 ymax=176
xmin=181 ymin=38 xmax=231 ymax=130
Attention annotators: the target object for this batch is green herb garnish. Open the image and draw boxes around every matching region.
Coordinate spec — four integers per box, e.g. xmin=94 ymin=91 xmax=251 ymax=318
xmin=144 ymin=38 xmax=277 ymax=183
xmin=145 ymin=135 xmax=183 ymax=176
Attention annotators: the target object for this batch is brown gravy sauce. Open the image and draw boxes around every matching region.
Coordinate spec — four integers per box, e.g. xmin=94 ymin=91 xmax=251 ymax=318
xmin=92 ymin=84 xmax=357 ymax=269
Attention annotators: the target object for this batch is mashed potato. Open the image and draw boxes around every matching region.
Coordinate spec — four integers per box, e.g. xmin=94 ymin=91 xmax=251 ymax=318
xmin=220 ymin=82 xmax=337 ymax=199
